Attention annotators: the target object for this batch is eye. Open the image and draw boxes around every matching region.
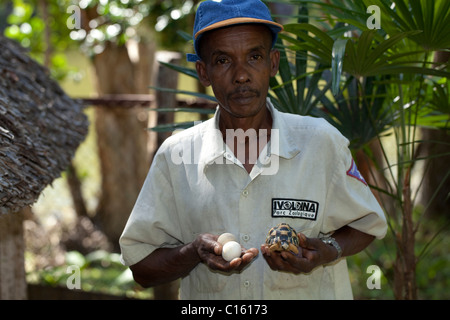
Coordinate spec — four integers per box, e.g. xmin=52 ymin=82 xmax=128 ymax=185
xmin=216 ymin=57 xmax=229 ymax=65
xmin=250 ymin=54 xmax=263 ymax=61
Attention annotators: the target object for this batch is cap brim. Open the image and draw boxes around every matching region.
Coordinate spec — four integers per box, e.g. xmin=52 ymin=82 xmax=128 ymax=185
xmin=194 ymin=17 xmax=283 ymax=39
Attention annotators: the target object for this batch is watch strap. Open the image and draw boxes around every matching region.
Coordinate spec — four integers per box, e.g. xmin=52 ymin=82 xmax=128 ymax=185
xmin=322 ymin=236 xmax=342 ymax=261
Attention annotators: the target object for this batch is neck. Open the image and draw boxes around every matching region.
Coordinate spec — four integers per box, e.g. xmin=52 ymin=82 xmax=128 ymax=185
xmin=218 ymin=106 xmax=272 ymax=136
xmin=218 ymin=105 xmax=273 ymax=174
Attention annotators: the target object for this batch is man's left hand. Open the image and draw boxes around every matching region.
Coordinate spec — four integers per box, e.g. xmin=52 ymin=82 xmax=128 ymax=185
xmin=260 ymin=234 xmax=337 ymax=274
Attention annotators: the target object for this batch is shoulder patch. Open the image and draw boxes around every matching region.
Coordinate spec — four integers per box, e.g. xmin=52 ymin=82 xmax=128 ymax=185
xmin=347 ymin=159 xmax=368 ymax=186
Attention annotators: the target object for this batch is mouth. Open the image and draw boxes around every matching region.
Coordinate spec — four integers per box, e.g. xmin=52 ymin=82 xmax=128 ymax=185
xmin=229 ymin=88 xmax=259 ymax=104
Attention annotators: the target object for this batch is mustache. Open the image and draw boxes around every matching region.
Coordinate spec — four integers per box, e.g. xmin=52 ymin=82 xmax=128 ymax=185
xmin=228 ymin=86 xmax=260 ymax=98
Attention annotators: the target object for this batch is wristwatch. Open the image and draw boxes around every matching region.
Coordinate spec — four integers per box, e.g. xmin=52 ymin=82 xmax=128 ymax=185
xmin=321 ymin=236 xmax=342 ymax=261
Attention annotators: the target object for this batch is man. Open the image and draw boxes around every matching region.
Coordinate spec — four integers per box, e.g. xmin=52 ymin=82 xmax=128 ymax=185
xmin=119 ymin=0 xmax=387 ymax=299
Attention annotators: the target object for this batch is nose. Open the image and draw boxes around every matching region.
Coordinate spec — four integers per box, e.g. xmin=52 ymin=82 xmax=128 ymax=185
xmin=233 ymin=62 xmax=251 ymax=85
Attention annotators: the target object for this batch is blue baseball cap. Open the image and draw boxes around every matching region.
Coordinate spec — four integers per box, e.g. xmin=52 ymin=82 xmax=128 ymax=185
xmin=187 ymin=0 xmax=283 ymax=62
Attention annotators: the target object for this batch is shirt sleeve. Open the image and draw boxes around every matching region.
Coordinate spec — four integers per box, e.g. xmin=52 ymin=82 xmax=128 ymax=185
xmin=322 ymin=142 xmax=388 ymax=239
xmin=119 ymin=151 xmax=183 ymax=266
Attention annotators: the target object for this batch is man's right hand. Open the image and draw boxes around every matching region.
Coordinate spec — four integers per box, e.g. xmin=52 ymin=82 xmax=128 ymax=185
xmin=193 ymin=233 xmax=259 ymax=273
xmin=129 ymin=233 xmax=259 ymax=288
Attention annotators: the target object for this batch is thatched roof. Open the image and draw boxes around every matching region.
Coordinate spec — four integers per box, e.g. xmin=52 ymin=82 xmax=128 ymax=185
xmin=0 ymin=35 xmax=89 ymax=215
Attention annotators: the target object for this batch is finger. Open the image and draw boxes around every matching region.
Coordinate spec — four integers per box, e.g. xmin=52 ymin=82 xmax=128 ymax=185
xmin=261 ymin=245 xmax=291 ymax=270
xmin=245 ymin=247 xmax=259 ymax=256
xmin=263 ymin=251 xmax=287 ymax=271
xmin=229 ymin=257 xmax=242 ymax=269
xmin=281 ymin=250 xmax=296 ymax=260
xmin=214 ymin=243 xmax=222 ymax=256
xmin=204 ymin=253 xmax=230 ymax=270
xmin=263 ymin=255 xmax=279 ymax=271
xmin=260 ymin=244 xmax=271 ymax=257
xmin=231 ymin=249 xmax=259 ymax=272
xmin=241 ymin=248 xmax=258 ymax=263
xmin=297 ymin=232 xmax=308 ymax=248
xmin=301 ymin=247 xmax=318 ymax=262
xmin=196 ymin=234 xmax=221 ymax=256
xmin=278 ymin=251 xmax=313 ymax=273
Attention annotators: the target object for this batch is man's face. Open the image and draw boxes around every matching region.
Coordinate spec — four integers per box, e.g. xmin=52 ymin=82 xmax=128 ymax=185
xmin=195 ymin=24 xmax=280 ymax=119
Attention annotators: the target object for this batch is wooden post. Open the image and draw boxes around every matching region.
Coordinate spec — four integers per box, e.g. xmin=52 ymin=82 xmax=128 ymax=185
xmin=155 ymin=51 xmax=182 ymax=146
xmin=0 ymin=211 xmax=27 ymax=299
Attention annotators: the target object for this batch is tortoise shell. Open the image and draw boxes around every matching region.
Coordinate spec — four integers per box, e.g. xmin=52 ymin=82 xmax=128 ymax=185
xmin=265 ymin=223 xmax=299 ymax=254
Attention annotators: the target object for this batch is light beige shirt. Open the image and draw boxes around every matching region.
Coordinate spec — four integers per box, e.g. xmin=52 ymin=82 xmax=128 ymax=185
xmin=119 ymin=98 xmax=387 ymax=300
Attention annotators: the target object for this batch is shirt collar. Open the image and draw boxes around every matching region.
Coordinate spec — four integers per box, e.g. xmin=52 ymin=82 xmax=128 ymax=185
xmin=268 ymin=98 xmax=301 ymax=160
xmin=198 ymin=98 xmax=301 ymax=171
xmin=198 ymin=110 xmax=225 ymax=169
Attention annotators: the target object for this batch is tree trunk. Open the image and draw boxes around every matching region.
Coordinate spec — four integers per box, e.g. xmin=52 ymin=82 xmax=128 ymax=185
xmin=393 ymin=168 xmax=417 ymax=299
xmin=390 ymin=51 xmax=450 ymax=299
xmin=356 ymin=141 xmax=418 ymax=299
xmin=420 ymin=51 xmax=450 ymax=217
xmin=355 ymin=140 xmax=395 ymax=214
xmin=0 ymin=211 xmax=27 ymax=299
xmin=151 ymin=52 xmax=181 ymax=300
xmin=420 ymin=128 xmax=450 ymax=217
xmin=92 ymin=40 xmax=155 ymax=252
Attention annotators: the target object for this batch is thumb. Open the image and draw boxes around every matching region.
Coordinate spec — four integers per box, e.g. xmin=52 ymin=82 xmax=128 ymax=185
xmin=297 ymin=232 xmax=313 ymax=249
xmin=214 ymin=242 xmax=222 ymax=256
xmin=297 ymin=232 xmax=306 ymax=246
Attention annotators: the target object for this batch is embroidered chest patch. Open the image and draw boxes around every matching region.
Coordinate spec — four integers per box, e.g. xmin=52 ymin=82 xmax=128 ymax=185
xmin=347 ymin=159 xmax=368 ymax=186
xmin=272 ymin=198 xmax=319 ymax=220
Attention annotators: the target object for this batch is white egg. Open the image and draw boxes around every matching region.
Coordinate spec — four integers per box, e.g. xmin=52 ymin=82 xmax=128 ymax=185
xmin=222 ymin=241 xmax=242 ymax=261
xmin=217 ymin=233 xmax=236 ymax=245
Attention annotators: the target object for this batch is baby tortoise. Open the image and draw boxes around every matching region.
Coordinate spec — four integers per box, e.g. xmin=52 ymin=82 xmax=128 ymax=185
xmin=265 ymin=223 xmax=300 ymax=254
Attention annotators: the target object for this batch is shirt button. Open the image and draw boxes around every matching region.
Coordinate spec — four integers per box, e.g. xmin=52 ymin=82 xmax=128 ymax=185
xmin=243 ymin=280 xmax=250 ymax=288
xmin=225 ymin=153 xmax=233 ymax=160
xmin=242 ymin=189 xmax=249 ymax=197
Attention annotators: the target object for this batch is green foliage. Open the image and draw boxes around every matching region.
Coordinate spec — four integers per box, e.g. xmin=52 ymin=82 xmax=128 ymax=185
xmin=5 ymin=0 xmax=449 ymax=299
xmin=348 ymin=213 xmax=450 ymax=300
xmin=1 ymin=0 xmax=197 ymax=79
xmin=269 ymin=6 xmax=332 ymax=116
xmin=148 ymin=0 xmax=196 ymax=52
xmin=298 ymin=0 xmax=449 ymax=299
xmin=2 ymin=0 xmax=73 ymax=79
xmin=154 ymin=0 xmax=449 ymax=299
xmin=26 ymin=250 xmax=153 ymax=299
xmin=374 ymin=0 xmax=450 ymax=51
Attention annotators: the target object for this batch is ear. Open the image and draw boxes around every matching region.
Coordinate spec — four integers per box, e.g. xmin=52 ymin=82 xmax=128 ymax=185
xmin=195 ymin=60 xmax=211 ymax=87
xmin=269 ymin=49 xmax=280 ymax=78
